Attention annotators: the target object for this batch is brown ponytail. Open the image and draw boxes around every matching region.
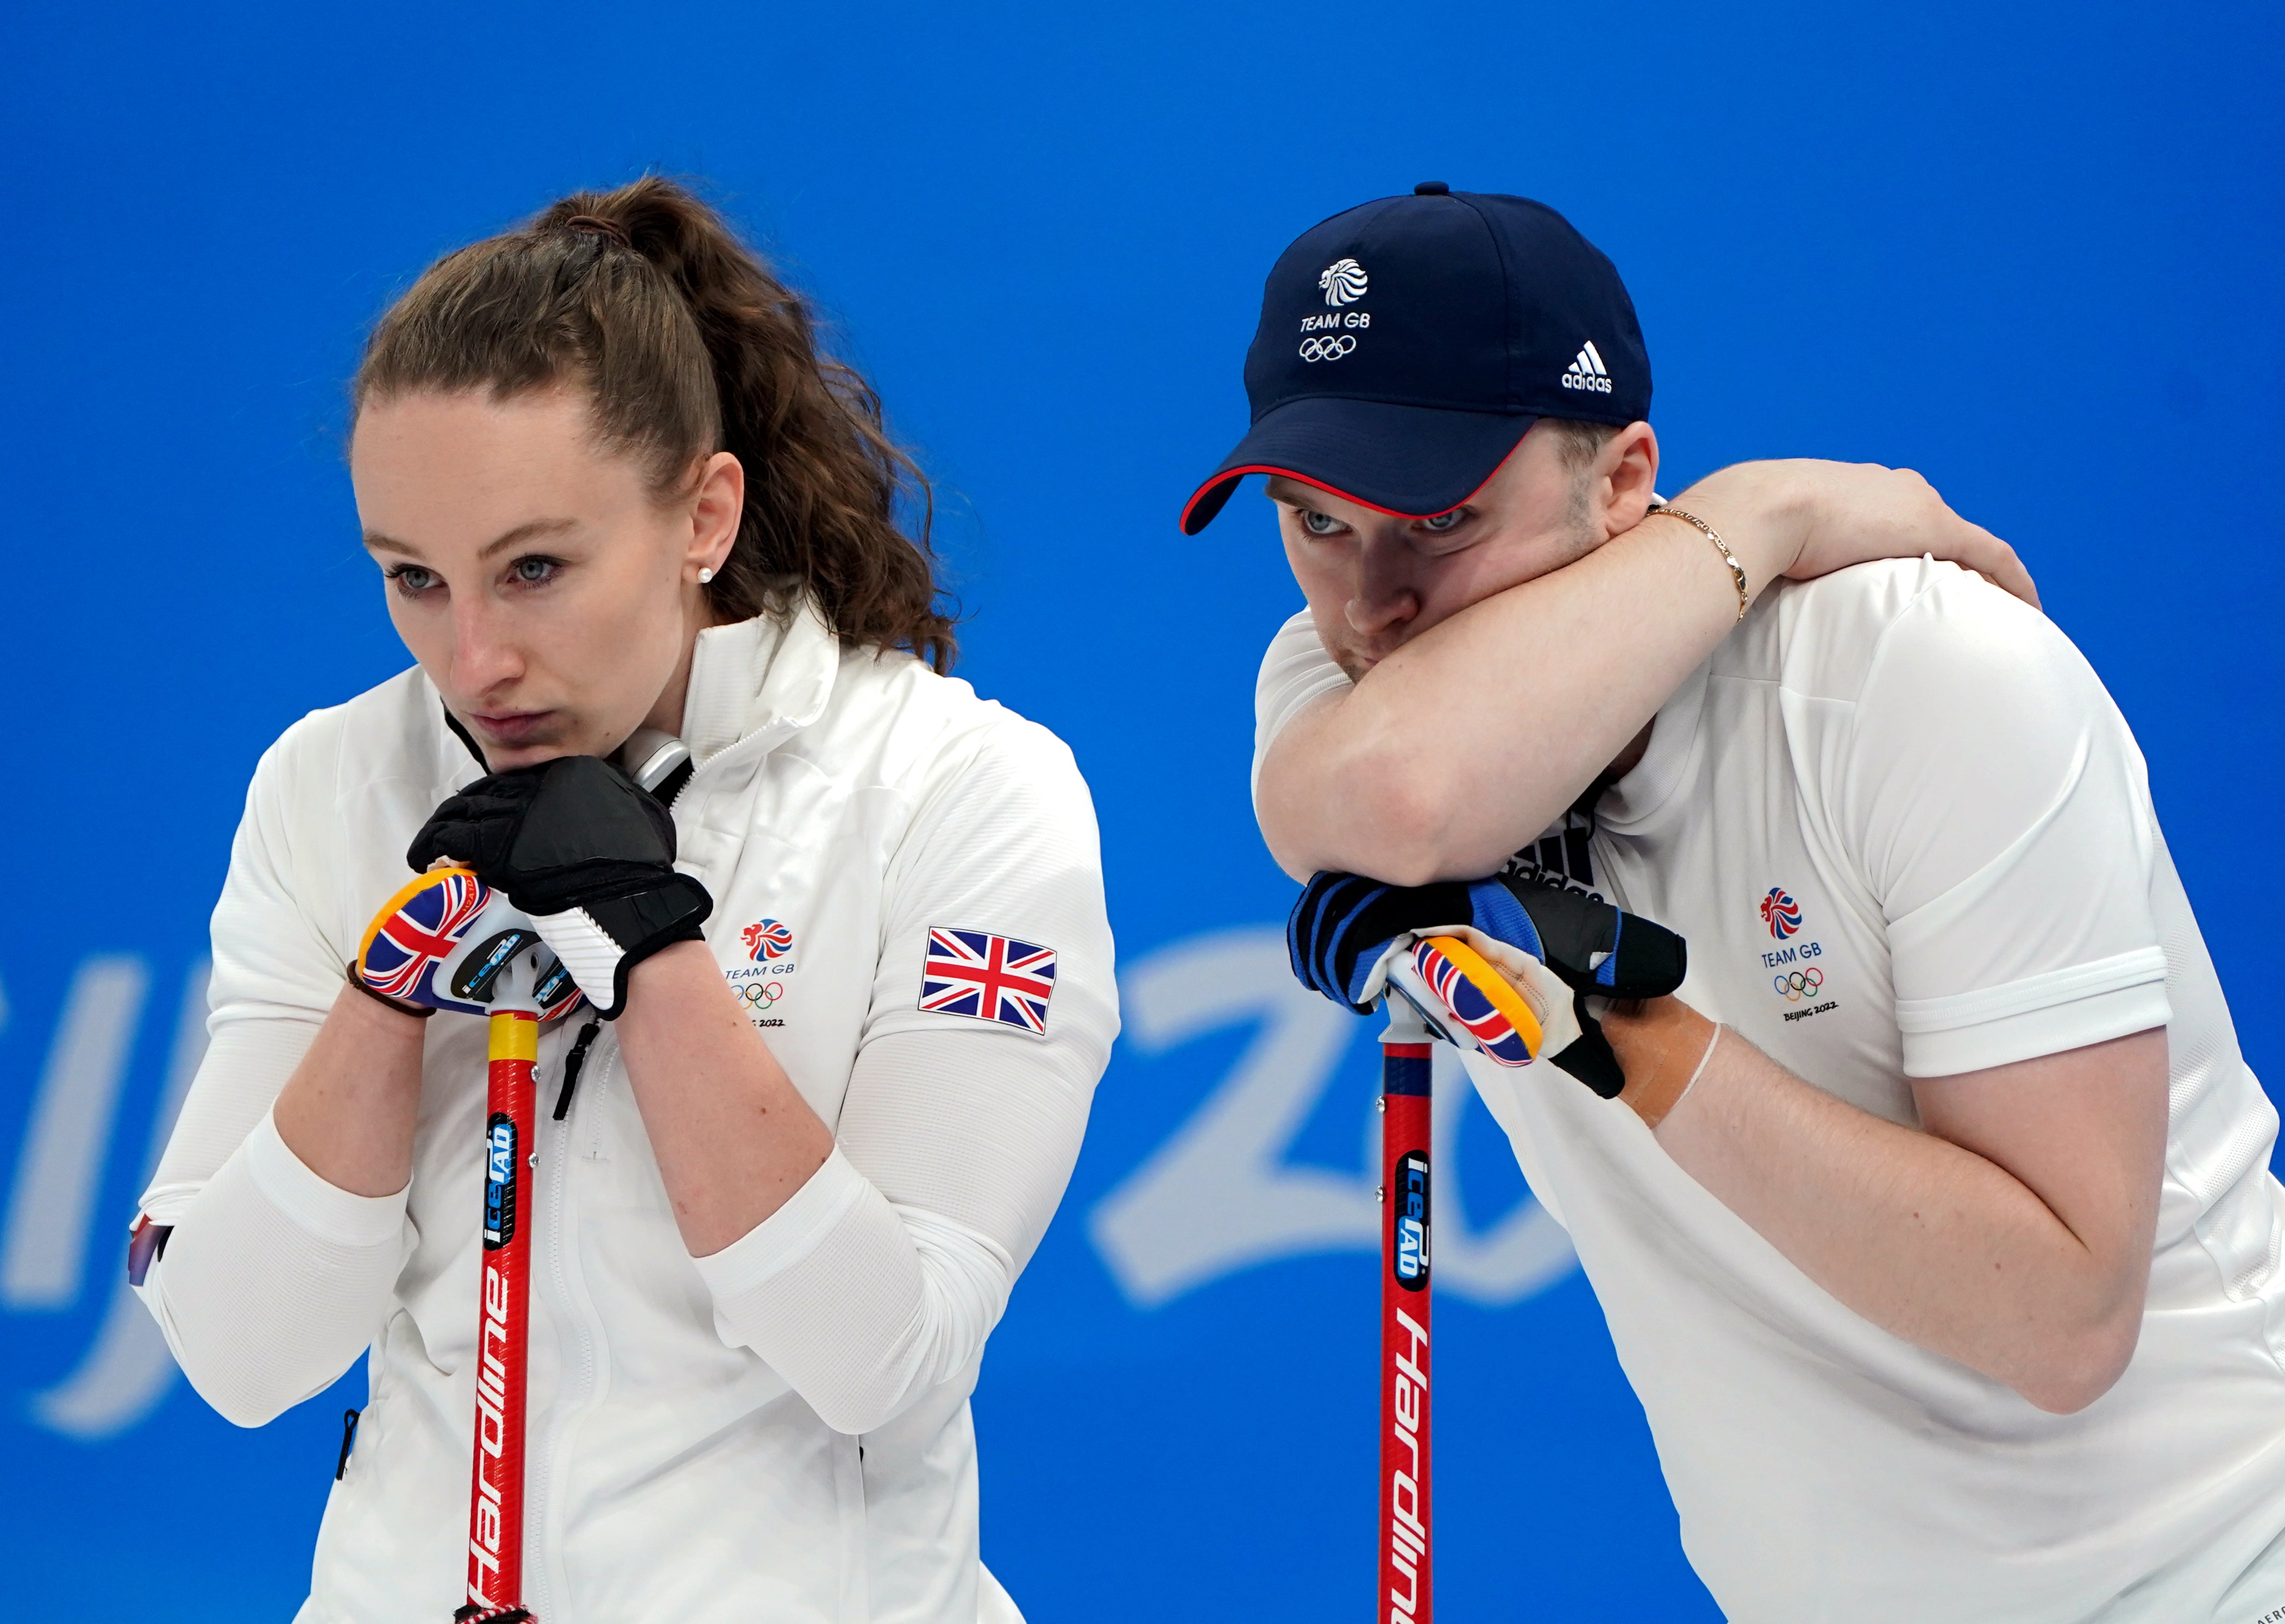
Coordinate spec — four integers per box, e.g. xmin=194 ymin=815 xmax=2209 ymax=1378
xmin=354 ymin=177 xmax=956 ymax=672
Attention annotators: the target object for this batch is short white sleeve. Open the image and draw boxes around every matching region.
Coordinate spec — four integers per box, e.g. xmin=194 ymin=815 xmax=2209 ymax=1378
xmin=1838 ymin=570 xmax=2170 ymax=1075
xmin=1251 ymin=609 xmax=1351 ymax=803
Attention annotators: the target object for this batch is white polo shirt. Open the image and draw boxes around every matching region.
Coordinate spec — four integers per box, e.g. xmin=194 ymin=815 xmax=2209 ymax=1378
xmin=1256 ymin=558 xmax=2285 ymax=1622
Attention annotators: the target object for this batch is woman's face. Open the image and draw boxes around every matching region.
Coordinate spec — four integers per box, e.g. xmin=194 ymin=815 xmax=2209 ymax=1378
xmin=350 ymin=387 xmax=740 ymax=769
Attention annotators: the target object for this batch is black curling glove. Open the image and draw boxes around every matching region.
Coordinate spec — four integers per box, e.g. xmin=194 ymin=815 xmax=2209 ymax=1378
xmin=409 ymin=756 xmax=711 ymax=1018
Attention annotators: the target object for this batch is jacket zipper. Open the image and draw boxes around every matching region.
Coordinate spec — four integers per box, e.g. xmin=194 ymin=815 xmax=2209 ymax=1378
xmin=525 ymin=1022 xmax=611 ymax=1623
xmin=529 ymin=764 xmax=700 ymax=1619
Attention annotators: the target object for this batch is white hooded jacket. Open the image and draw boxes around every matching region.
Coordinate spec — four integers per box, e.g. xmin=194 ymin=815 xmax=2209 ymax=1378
xmin=134 ymin=602 xmax=1118 ymax=1623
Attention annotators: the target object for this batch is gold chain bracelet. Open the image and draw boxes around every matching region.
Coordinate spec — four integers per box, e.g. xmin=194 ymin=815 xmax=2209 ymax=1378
xmin=1648 ymin=502 xmax=1749 ymax=622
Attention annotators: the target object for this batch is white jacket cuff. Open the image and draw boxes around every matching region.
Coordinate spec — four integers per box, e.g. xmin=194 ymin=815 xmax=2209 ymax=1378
xmin=692 ymin=1147 xmax=872 ymax=1299
xmin=242 ymin=1108 xmax=411 ymax=1247
xmin=137 ymin=1111 xmax=412 ymax=1427
xmin=694 ymin=1148 xmax=1014 ymax=1436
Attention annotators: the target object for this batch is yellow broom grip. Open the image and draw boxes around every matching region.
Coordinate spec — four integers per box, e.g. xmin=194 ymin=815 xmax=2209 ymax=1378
xmin=489 ymin=1009 xmax=539 ymax=1062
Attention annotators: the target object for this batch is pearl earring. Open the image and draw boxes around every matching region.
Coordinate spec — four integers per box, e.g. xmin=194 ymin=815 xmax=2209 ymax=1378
xmin=697 ymin=567 xmax=714 ymax=585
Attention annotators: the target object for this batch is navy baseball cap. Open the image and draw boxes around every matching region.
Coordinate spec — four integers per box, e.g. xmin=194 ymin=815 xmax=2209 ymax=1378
xmin=1181 ymin=184 xmax=1650 ymax=534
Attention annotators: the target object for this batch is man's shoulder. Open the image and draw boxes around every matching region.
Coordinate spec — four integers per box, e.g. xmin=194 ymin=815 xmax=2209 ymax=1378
xmin=1726 ymin=557 xmax=2082 ymax=712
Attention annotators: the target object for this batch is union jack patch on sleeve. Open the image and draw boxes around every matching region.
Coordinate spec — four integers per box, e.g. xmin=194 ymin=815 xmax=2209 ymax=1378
xmin=919 ymin=927 xmax=1058 ymax=1035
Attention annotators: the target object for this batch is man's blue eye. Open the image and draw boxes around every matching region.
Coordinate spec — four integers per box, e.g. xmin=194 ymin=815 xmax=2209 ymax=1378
xmin=1421 ymin=511 xmax=1465 ymax=533
xmin=1300 ymin=510 xmax=1343 ymax=536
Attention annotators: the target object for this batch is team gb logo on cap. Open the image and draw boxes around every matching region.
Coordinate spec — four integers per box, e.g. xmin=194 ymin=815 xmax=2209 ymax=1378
xmin=1319 ymin=258 xmax=1367 ymax=306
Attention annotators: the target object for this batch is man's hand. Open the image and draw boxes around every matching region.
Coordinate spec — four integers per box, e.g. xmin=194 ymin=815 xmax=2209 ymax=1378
xmin=1669 ymin=459 xmax=2038 ymax=608
xmin=1288 ymin=870 xmax=1686 ymax=1096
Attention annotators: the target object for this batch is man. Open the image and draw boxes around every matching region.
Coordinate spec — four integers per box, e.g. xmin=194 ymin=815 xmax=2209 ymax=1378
xmin=1188 ymin=184 xmax=2285 ymax=1620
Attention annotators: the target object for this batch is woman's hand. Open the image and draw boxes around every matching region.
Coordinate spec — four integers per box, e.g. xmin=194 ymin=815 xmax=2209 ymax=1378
xmin=408 ymin=755 xmax=712 ymax=1017
xmin=1666 ymin=459 xmax=2037 ymax=608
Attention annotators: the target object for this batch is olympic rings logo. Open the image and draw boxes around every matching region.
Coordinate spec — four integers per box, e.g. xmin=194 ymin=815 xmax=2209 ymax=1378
xmin=1773 ymin=968 xmax=1824 ymax=1001
xmin=736 ymin=980 xmax=784 ymax=1008
xmin=1298 ymin=335 xmax=1357 ymax=363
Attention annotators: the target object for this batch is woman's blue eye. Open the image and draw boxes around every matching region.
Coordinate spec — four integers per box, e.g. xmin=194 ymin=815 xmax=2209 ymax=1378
xmin=1299 ymin=509 xmax=1344 ymax=536
xmin=1421 ymin=510 xmax=1466 ymax=533
xmin=386 ymin=564 xmax=439 ymax=596
xmin=510 ymin=557 xmax=558 ymax=584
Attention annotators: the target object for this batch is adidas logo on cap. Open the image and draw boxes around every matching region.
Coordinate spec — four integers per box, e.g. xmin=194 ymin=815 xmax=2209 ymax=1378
xmin=1561 ymin=339 xmax=1614 ymax=394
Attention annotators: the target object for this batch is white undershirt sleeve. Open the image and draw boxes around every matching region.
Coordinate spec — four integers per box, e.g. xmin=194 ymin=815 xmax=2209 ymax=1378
xmin=1251 ymin=608 xmax=1351 ymax=806
xmin=134 ymin=733 xmax=412 ymax=1426
xmin=692 ymin=718 xmax=1116 ymax=1435
xmin=1840 ymin=566 xmax=2171 ymax=1076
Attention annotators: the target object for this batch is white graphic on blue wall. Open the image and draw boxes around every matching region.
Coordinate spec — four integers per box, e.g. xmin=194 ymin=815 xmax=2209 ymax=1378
xmin=1 ymin=956 xmax=208 ymax=1440
xmin=1091 ymin=928 xmax=1573 ymax=1307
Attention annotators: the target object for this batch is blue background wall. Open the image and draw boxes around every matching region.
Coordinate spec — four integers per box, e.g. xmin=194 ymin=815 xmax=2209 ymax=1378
xmin=2 ymin=2 xmax=2279 ymax=1616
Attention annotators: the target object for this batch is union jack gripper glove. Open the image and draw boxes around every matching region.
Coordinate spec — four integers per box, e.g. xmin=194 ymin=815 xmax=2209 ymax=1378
xmin=406 ymin=756 xmax=712 ymax=1019
xmin=354 ymin=867 xmax=585 ymax=1021
xmin=1287 ymin=871 xmax=1687 ymax=1098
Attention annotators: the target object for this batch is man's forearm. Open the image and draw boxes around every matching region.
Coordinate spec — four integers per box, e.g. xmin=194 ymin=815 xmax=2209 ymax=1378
xmin=1256 ymin=459 xmax=2033 ymax=886
xmin=1607 ymin=1001 xmax=2161 ymax=1414
xmin=1258 ymin=467 xmax=1818 ymax=884
xmin=1259 ymin=508 xmax=1753 ymax=883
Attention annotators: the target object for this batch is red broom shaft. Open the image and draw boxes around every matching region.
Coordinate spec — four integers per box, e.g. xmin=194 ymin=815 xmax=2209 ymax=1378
xmin=467 ymin=1010 xmax=538 ymax=1617
xmin=1381 ymin=1037 xmax=1433 ymax=1624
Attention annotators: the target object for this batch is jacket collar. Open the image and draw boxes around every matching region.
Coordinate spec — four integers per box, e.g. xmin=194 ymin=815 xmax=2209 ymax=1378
xmin=423 ymin=597 xmax=841 ymax=783
xmin=680 ymin=596 xmax=840 ymax=769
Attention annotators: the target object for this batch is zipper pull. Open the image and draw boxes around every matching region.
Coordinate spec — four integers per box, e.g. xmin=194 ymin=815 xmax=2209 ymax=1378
xmin=335 ymin=1407 xmax=361 ymax=1480
xmin=552 ymin=1017 xmax=603 ymax=1122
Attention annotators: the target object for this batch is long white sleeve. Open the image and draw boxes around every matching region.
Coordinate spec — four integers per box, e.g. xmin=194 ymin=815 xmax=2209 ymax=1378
xmin=692 ymin=717 xmax=1116 ymax=1434
xmin=133 ymin=726 xmax=413 ymax=1425
xmin=139 ymin=1105 xmax=411 ymax=1426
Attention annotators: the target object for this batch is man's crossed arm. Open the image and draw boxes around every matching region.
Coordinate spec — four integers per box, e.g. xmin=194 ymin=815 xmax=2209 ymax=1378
xmin=1609 ymin=1002 xmax=2167 ymax=1415
xmin=1257 ymin=459 xmax=2035 ymax=885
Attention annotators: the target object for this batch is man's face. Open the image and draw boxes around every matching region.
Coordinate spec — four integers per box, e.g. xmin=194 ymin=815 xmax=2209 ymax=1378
xmin=1273 ymin=423 xmax=1605 ymax=681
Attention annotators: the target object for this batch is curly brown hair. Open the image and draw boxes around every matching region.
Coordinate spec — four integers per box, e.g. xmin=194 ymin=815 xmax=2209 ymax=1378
xmin=353 ymin=177 xmax=956 ymax=672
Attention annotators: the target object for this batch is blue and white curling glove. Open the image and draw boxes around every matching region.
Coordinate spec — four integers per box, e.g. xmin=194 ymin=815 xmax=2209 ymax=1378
xmin=406 ymin=756 xmax=712 ymax=1019
xmin=1288 ymin=872 xmax=1687 ymax=1098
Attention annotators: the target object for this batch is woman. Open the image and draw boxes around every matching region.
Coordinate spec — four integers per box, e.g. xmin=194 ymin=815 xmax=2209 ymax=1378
xmin=129 ymin=178 xmax=1116 ymax=1623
